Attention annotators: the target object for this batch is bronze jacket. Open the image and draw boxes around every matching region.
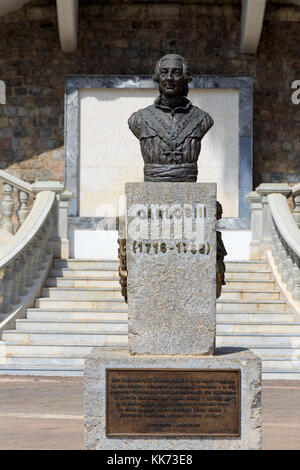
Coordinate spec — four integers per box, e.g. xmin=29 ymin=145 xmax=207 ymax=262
xmin=128 ymin=96 xmax=214 ymax=182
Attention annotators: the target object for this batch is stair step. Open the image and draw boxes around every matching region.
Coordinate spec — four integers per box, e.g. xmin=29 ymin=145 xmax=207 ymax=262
xmin=35 ymin=299 xmax=289 ymax=311
xmin=260 ymin=359 xmax=300 ymax=370
xmin=216 ymin=299 xmax=288 ymax=312
xmin=2 ymin=331 xmax=129 ymax=346
xmin=225 ymin=271 xmax=272 ymax=280
xmin=262 ymin=371 xmax=300 ymax=379
xmin=46 ymin=278 xmax=119 ymax=288
xmin=216 ymin=312 xmax=294 ymax=322
xmin=225 ymin=261 xmax=268 ymax=271
xmin=250 ymin=346 xmax=300 ymax=359
xmin=225 ymin=280 xmax=275 ymax=290
xmin=220 ymin=289 xmax=280 ymax=300
xmin=0 ymin=356 xmax=87 ymax=367
xmin=41 ymin=287 xmax=123 ymax=301
xmin=36 ymin=299 xmax=126 ymax=309
xmin=217 ymin=322 xmax=300 ymax=334
xmin=26 ymin=308 xmax=128 ymax=321
xmin=15 ymin=319 xmax=128 ymax=333
xmin=216 ymin=334 xmax=300 ymax=347
xmin=50 ymin=269 xmax=119 ymax=278
xmin=0 ymin=342 xmax=125 ymax=357
xmin=53 ymin=259 xmax=119 ymax=270
xmin=0 ymin=367 xmax=84 ymax=377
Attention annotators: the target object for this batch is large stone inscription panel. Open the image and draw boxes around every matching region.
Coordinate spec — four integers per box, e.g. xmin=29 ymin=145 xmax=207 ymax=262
xmin=106 ymin=369 xmax=241 ymax=437
xmin=79 ymin=88 xmax=239 ymax=218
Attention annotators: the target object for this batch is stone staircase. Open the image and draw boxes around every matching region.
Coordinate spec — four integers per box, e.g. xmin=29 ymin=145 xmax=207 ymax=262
xmin=217 ymin=260 xmax=300 ymax=379
xmin=0 ymin=258 xmax=299 ymax=378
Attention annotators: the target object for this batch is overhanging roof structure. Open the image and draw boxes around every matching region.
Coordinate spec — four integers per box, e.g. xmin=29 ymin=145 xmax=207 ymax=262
xmin=0 ymin=0 xmax=299 ymax=54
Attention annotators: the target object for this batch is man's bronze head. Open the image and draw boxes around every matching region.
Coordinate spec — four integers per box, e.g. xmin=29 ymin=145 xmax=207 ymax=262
xmin=152 ymin=54 xmax=192 ymax=98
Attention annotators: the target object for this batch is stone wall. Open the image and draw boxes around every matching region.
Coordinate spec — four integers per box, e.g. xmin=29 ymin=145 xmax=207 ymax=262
xmin=0 ymin=0 xmax=299 ymax=187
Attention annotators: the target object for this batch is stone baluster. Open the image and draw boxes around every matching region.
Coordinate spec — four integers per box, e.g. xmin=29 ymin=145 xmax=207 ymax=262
xmin=292 ymin=183 xmax=300 ymax=229
xmin=31 ymin=238 xmax=43 ymax=276
xmin=9 ymin=258 xmax=21 ymax=305
xmin=31 ymin=181 xmax=68 ymax=258
xmin=276 ymin=240 xmax=286 ymax=279
xmin=286 ymin=248 xmax=294 ymax=292
xmin=2 ymin=183 xmax=14 ymax=234
xmin=281 ymin=243 xmax=291 ymax=284
xmin=26 ymin=243 xmax=39 ymax=280
xmin=36 ymin=223 xmax=51 ymax=270
xmin=17 ymin=190 xmax=30 ymax=226
xmin=36 ymin=226 xmax=47 ymax=269
xmin=292 ymin=262 xmax=300 ymax=301
xmin=0 ymin=265 xmax=13 ymax=313
xmin=18 ymin=252 xmax=28 ymax=296
xmin=245 ymin=191 xmax=263 ymax=260
xmin=23 ymin=245 xmax=34 ymax=288
xmin=274 ymin=232 xmax=282 ymax=269
xmin=286 ymin=249 xmax=295 ymax=293
xmin=57 ymin=189 xmax=73 ymax=259
xmin=270 ymin=224 xmax=278 ymax=262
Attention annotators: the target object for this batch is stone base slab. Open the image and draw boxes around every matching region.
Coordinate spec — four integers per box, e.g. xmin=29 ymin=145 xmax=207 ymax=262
xmin=84 ymin=347 xmax=262 ymax=450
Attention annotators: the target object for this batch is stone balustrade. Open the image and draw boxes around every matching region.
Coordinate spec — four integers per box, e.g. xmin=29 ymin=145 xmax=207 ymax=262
xmin=0 ymin=170 xmax=35 ymax=235
xmin=292 ymin=183 xmax=300 ymax=229
xmin=0 ymin=171 xmax=73 ymax=332
xmin=247 ymin=183 xmax=300 ymax=303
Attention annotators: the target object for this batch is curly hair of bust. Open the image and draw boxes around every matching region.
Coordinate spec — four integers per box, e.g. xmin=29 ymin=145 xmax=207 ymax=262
xmin=152 ymin=54 xmax=193 ymax=84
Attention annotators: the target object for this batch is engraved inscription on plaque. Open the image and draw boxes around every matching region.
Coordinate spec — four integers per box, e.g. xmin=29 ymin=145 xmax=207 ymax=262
xmin=106 ymin=369 xmax=241 ymax=437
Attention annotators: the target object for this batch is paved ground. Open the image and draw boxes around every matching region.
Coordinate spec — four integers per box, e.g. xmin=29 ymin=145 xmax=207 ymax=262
xmin=0 ymin=376 xmax=300 ymax=450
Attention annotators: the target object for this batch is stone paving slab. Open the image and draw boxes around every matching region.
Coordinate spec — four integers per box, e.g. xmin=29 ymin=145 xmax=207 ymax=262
xmin=0 ymin=376 xmax=300 ymax=450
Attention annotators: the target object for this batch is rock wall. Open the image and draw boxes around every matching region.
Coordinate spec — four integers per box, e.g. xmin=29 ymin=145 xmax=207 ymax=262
xmin=0 ymin=0 xmax=299 ymax=187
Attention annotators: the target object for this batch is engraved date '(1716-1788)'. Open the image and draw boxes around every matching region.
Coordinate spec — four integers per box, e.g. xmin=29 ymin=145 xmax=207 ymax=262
xmin=132 ymin=240 xmax=210 ymax=255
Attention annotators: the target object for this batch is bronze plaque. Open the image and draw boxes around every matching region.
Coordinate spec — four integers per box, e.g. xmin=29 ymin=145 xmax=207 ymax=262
xmin=106 ymin=369 xmax=240 ymax=437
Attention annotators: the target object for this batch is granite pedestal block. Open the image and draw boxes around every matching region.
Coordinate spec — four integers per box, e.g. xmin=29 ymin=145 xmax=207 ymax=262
xmin=84 ymin=347 xmax=262 ymax=450
xmin=126 ymin=182 xmax=216 ymax=355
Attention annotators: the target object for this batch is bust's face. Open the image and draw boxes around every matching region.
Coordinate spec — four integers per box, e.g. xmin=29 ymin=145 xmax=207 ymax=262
xmin=158 ymin=58 xmax=186 ymax=97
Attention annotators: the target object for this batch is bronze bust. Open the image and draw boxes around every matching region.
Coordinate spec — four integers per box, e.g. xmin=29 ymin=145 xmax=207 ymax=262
xmin=119 ymin=54 xmax=226 ymax=300
xmin=128 ymin=54 xmax=214 ymax=182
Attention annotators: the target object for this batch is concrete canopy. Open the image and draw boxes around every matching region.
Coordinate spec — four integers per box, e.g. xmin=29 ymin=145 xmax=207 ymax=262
xmin=56 ymin=0 xmax=78 ymax=53
xmin=0 ymin=0 xmax=78 ymax=53
xmin=241 ymin=0 xmax=300 ymax=54
xmin=0 ymin=1 xmax=299 ymax=54
xmin=0 ymin=0 xmax=30 ymax=16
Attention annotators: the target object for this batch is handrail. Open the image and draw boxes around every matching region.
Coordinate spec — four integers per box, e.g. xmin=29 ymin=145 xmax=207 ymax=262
xmin=247 ymin=184 xmax=300 ymax=303
xmin=0 ymin=169 xmax=34 ymax=195
xmin=0 ymin=168 xmax=73 ymax=335
xmin=0 ymin=190 xmax=57 ymax=331
xmin=0 ymin=191 xmax=56 ymax=270
xmin=268 ymin=193 xmax=300 ymax=258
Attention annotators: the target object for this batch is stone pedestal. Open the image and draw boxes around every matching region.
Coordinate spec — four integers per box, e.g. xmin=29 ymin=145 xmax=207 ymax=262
xmin=84 ymin=348 xmax=262 ymax=450
xmin=84 ymin=182 xmax=262 ymax=450
xmin=126 ymin=183 xmax=216 ymax=355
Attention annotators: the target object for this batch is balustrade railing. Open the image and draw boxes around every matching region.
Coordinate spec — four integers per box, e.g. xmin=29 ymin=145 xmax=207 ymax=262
xmin=268 ymin=193 xmax=300 ymax=302
xmin=0 ymin=171 xmax=73 ymax=333
xmin=0 ymin=170 xmax=35 ymax=235
xmin=247 ymin=183 xmax=300 ymax=306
